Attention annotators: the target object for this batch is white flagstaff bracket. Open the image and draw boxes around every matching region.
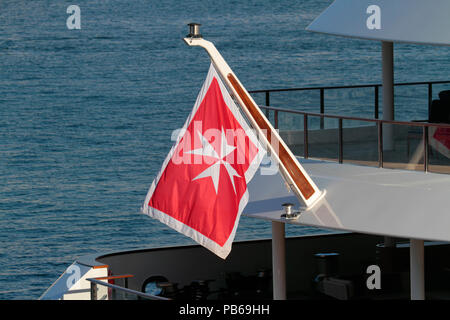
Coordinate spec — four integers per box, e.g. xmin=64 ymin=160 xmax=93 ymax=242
xmin=183 ymin=30 xmax=324 ymax=209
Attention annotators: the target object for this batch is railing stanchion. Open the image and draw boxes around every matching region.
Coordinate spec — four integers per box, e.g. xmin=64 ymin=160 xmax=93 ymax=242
xmin=338 ymin=118 xmax=343 ymax=163
xmin=320 ymin=88 xmax=325 ymax=129
xmin=274 ymin=110 xmax=279 ymax=129
xmin=90 ymin=282 xmax=98 ymax=300
xmin=265 ymin=91 xmax=270 ymax=118
xmin=423 ymin=126 xmax=429 ymax=172
xmin=428 ymin=83 xmax=433 ymax=121
xmin=265 ymin=91 xmax=270 ymax=107
xmin=375 ymin=86 xmax=379 ymax=119
xmin=378 ymin=121 xmax=383 ymax=168
xmin=304 ymin=114 xmax=308 ymax=159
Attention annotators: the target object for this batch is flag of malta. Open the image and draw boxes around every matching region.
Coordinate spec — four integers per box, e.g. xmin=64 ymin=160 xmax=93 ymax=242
xmin=142 ymin=64 xmax=265 ymax=259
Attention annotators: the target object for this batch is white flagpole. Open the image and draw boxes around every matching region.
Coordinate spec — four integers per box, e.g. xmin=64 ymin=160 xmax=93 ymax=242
xmin=182 ymin=24 xmax=324 ymax=210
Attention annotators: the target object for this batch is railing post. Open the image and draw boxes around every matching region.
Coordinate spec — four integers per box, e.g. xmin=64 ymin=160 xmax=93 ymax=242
xmin=265 ymin=91 xmax=270 ymax=118
xmin=428 ymin=83 xmax=432 ymax=121
xmin=423 ymin=126 xmax=429 ymax=172
xmin=274 ymin=110 xmax=279 ymax=129
xmin=374 ymin=86 xmax=379 ymax=119
xmin=90 ymin=282 xmax=98 ymax=300
xmin=304 ymin=114 xmax=308 ymax=159
xmin=320 ymin=88 xmax=325 ymax=129
xmin=265 ymin=91 xmax=270 ymax=107
xmin=338 ymin=118 xmax=343 ymax=163
xmin=378 ymin=121 xmax=383 ymax=168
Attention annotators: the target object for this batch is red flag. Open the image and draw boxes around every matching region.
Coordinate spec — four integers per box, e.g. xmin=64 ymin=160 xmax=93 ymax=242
xmin=142 ymin=64 xmax=265 ymax=259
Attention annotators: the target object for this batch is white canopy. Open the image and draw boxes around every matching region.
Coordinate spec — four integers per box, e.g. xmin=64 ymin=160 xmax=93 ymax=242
xmin=244 ymin=158 xmax=450 ymax=243
xmin=307 ymin=0 xmax=450 ymax=46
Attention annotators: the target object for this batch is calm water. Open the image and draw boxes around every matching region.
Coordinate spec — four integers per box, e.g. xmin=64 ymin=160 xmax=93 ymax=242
xmin=1 ymin=0 xmax=450 ymax=299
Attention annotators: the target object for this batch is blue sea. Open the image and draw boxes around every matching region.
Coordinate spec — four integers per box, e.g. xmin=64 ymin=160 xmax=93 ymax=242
xmin=1 ymin=0 xmax=450 ymax=299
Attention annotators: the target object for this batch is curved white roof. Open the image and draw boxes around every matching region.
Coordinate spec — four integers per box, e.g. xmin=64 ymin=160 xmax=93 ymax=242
xmin=245 ymin=158 xmax=450 ymax=242
xmin=307 ymin=0 xmax=450 ymax=46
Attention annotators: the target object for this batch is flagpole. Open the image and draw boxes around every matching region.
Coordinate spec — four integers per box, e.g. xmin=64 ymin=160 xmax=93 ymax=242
xmin=183 ymin=24 xmax=324 ymax=210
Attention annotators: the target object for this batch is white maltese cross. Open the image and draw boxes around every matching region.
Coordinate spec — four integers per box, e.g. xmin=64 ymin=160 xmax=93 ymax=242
xmin=185 ymin=128 xmax=241 ymax=194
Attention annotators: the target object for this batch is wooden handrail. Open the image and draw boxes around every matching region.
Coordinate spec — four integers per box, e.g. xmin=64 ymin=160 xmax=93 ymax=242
xmin=248 ymin=80 xmax=450 ymax=94
xmin=87 ymin=278 xmax=170 ymax=300
xmin=259 ymin=105 xmax=450 ymax=129
xmin=228 ymin=73 xmax=316 ymax=200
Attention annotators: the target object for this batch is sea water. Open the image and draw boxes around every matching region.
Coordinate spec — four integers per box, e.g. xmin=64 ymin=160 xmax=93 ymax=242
xmin=1 ymin=0 xmax=450 ymax=299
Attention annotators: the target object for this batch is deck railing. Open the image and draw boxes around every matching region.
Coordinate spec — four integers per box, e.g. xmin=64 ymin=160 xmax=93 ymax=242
xmin=249 ymin=80 xmax=450 ymax=128
xmin=87 ymin=277 xmax=170 ymax=300
xmin=259 ymin=105 xmax=450 ymax=173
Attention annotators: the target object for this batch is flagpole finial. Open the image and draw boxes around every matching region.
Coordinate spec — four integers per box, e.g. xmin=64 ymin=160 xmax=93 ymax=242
xmin=187 ymin=23 xmax=202 ymax=38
